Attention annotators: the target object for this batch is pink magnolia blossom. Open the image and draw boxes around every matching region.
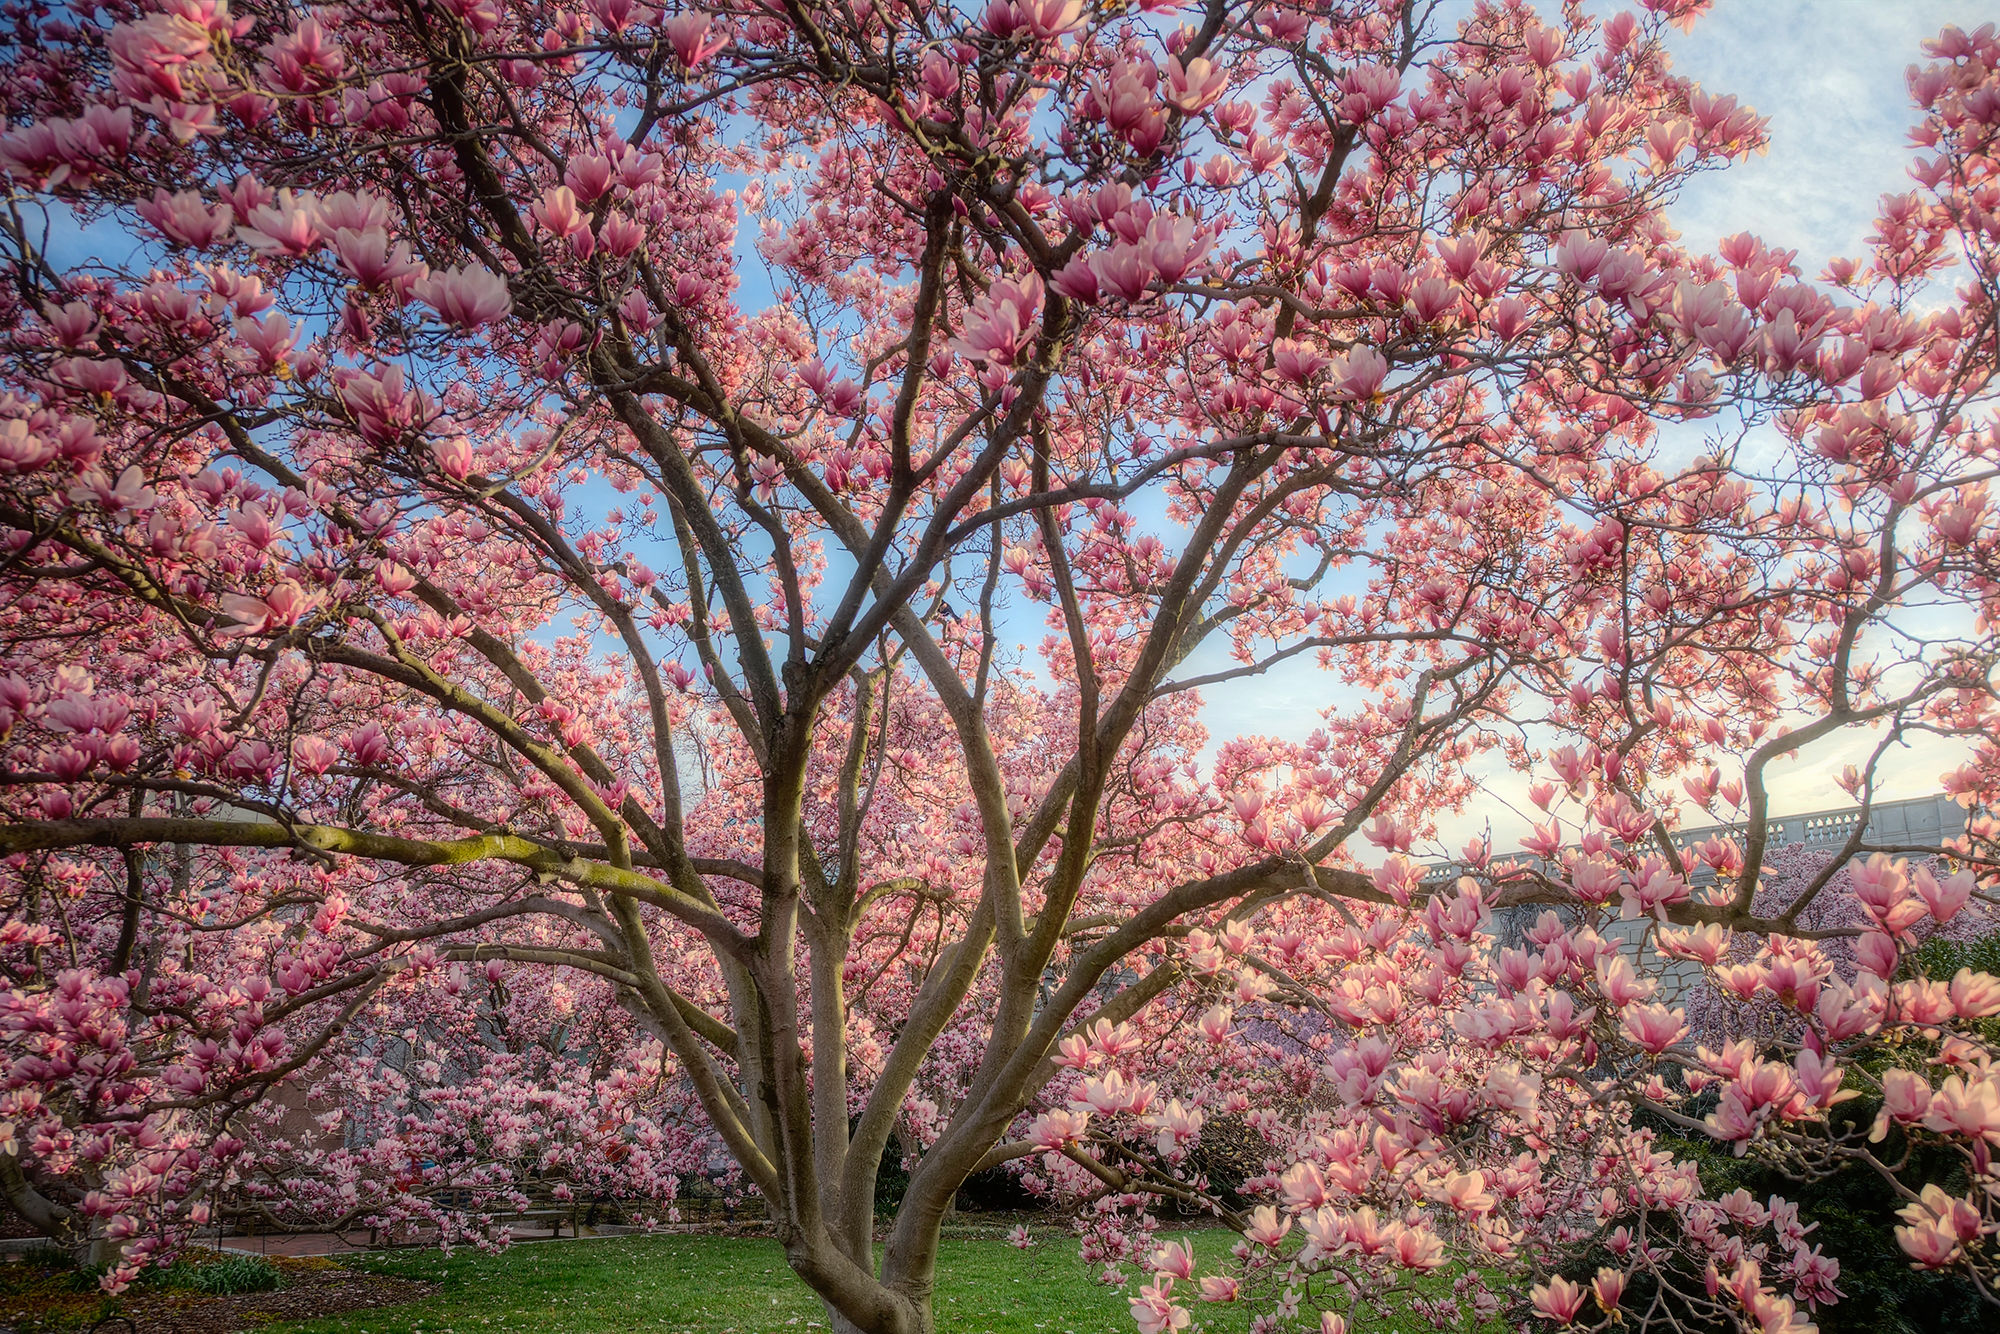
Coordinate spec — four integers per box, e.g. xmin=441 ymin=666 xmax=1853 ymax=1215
xmin=1327 ymin=347 xmax=1388 ymax=400
xmin=217 ymin=580 xmax=319 ymax=636
xmin=951 ymin=273 xmax=1043 ymax=367
xmin=1531 ymin=1274 xmax=1586 ymax=1322
xmin=1026 ymin=1108 xmax=1089 ymax=1150
xmin=1620 ymin=1002 xmax=1688 ymax=1054
xmin=414 ymin=264 xmax=512 ymax=329
xmin=663 ymin=12 xmax=728 ymax=69
xmin=1161 ymin=56 xmax=1226 ymax=113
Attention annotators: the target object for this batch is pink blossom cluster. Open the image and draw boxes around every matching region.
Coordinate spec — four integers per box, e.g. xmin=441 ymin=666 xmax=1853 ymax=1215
xmin=1 ymin=1 xmax=2000 ymax=1332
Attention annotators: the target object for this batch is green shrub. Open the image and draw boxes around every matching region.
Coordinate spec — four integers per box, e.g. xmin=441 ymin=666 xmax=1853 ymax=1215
xmin=14 ymin=1240 xmax=77 ymax=1271
xmin=1186 ymin=1114 xmax=1265 ymax=1206
xmin=1910 ymin=931 xmax=2000 ymax=980
xmin=64 ymin=1263 xmax=109 ymax=1294
xmin=144 ymin=1253 xmax=284 ymax=1295
xmin=1679 ymin=1132 xmax=1984 ymax=1333
xmin=1607 ymin=930 xmax=2000 ymax=1334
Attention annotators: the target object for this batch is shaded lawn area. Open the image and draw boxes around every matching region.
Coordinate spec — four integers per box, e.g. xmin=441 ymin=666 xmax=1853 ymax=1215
xmin=265 ymin=1232 xmax=1248 ymax=1334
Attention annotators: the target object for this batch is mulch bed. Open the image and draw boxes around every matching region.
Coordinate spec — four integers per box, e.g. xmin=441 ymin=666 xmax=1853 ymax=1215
xmin=2 ymin=1256 xmax=433 ymax=1334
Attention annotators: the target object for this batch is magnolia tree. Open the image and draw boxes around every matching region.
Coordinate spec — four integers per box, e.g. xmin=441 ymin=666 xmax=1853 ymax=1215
xmin=230 ymin=944 xmax=718 ymax=1244
xmin=3 ymin=0 xmax=2000 ymax=1327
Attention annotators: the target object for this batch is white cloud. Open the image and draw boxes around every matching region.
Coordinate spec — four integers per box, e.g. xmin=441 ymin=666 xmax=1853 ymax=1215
xmin=1664 ymin=0 xmax=1987 ymax=273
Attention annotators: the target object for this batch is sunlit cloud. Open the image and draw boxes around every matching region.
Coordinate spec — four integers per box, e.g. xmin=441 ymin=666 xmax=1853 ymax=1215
xmin=1665 ymin=0 xmax=1987 ymax=273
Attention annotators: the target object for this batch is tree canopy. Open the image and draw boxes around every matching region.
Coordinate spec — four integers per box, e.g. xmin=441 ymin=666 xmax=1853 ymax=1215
xmin=3 ymin=1 xmax=2000 ymax=1331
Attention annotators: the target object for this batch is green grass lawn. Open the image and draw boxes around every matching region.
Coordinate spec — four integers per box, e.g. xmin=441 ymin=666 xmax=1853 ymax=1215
xmin=268 ymin=1232 xmax=1239 ymax=1334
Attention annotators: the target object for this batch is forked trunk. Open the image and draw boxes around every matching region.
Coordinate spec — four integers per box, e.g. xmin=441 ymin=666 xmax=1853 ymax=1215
xmin=804 ymin=1223 xmax=936 ymax=1334
xmin=822 ymin=1306 xmax=932 ymax=1334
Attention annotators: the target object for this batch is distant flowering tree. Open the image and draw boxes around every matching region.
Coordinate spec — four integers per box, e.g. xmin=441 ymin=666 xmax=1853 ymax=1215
xmin=226 ymin=951 xmax=723 ymax=1246
xmin=1677 ymin=843 xmax=1995 ymax=1051
xmin=3 ymin=0 xmax=2000 ymax=1330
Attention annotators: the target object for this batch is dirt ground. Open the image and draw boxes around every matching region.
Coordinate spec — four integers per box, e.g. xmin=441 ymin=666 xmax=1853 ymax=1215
xmin=0 ymin=1254 xmax=433 ymax=1334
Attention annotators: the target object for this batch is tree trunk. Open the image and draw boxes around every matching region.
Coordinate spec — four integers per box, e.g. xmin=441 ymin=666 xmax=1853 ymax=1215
xmin=822 ymin=1297 xmax=932 ymax=1334
xmin=0 ymin=1153 xmax=79 ymax=1254
xmin=800 ymin=1229 xmax=934 ymax=1334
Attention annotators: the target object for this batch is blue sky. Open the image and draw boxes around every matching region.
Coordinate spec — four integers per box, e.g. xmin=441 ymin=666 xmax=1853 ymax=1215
xmin=1664 ymin=0 xmax=1988 ymax=277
